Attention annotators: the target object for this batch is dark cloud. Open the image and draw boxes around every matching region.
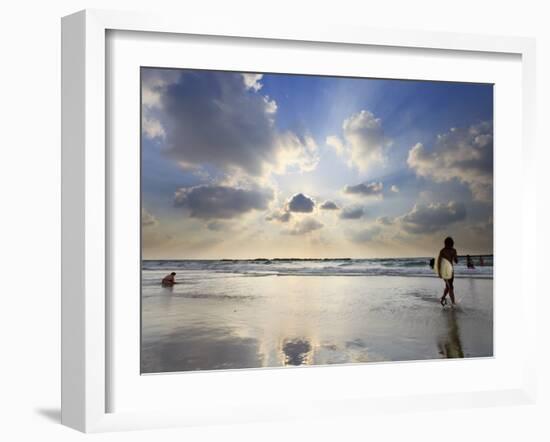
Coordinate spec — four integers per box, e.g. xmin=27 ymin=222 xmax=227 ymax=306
xmin=339 ymin=206 xmax=365 ymax=220
xmin=266 ymin=210 xmax=291 ymax=223
xmin=319 ymin=201 xmax=339 ymax=210
xmin=142 ymin=69 xmax=318 ymax=177
xmin=407 ymin=121 xmax=493 ymax=201
xmin=399 ymin=201 xmax=466 ymax=234
xmin=174 ymin=185 xmax=273 ymax=220
xmin=285 ymin=217 xmax=324 ymax=235
xmin=343 ymin=181 xmax=383 ymax=197
xmin=286 ymin=193 xmax=315 ymax=213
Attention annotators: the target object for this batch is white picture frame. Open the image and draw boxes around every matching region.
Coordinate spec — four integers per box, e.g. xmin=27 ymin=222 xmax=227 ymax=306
xmin=61 ymin=9 xmax=537 ymax=433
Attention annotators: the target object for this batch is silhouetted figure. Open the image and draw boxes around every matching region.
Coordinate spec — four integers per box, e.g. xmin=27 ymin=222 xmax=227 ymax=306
xmin=161 ymin=272 xmax=177 ymax=287
xmin=479 ymin=256 xmax=485 ymax=266
xmin=438 ymin=237 xmax=458 ymax=306
xmin=466 ymin=255 xmax=475 ymax=269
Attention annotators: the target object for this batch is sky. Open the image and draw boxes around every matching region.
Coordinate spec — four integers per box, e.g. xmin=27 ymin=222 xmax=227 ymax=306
xmin=141 ymin=68 xmax=493 ymax=259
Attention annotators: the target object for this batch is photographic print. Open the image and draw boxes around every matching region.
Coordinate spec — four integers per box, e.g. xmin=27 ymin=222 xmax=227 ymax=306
xmin=141 ymin=68 xmax=493 ymax=374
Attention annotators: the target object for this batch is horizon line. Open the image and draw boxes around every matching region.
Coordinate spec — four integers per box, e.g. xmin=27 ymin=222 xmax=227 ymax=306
xmin=142 ymin=254 xmax=494 ymax=261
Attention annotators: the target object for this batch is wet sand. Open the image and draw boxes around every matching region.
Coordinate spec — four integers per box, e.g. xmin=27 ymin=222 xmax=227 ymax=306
xmin=141 ymin=274 xmax=493 ymax=373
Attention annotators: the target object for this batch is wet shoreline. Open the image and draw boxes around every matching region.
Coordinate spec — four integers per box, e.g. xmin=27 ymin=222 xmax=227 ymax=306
xmin=141 ymin=274 xmax=493 ymax=374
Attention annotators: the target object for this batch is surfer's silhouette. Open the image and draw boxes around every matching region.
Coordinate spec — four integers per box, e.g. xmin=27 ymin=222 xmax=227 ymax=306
xmin=438 ymin=237 xmax=458 ymax=306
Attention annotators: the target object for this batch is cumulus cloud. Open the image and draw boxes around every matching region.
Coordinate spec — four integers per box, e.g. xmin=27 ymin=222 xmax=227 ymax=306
xmin=407 ymin=121 xmax=493 ymax=201
xmin=141 ymin=68 xmax=181 ymax=109
xmin=141 ymin=208 xmax=158 ymax=227
xmin=327 ymin=110 xmax=391 ymax=172
xmin=241 ymin=73 xmax=263 ymax=91
xmin=174 ymin=185 xmax=273 ymax=219
xmin=285 ymin=217 xmax=324 ymax=235
xmin=340 ymin=206 xmax=366 ymax=220
xmin=325 ymin=135 xmax=345 ymax=155
xmin=142 ymin=116 xmax=165 ymax=140
xmin=141 ymin=69 xmax=181 ymax=141
xmin=343 ymin=181 xmax=383 ymax=197
xmin=141 ymin=68 xmax=318 ymax=178
xmin=273 ymin=133 xmax=318 ymax=174
xmin=398 ymin=201 xmax=466 ymax=234
xmin=286 ymin=193 xmax=315 ymax=213
xmin=266 ymin=210 xmax=291 ymax=223
xmin=320 ymin=201 xmax=339 ymax=210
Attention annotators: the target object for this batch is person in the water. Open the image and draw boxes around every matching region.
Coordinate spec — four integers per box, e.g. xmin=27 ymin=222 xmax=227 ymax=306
xmin=438 ymin=237 xmax=458 ymax=306
xmin=161 ymin=272 xmax=177 ymax=287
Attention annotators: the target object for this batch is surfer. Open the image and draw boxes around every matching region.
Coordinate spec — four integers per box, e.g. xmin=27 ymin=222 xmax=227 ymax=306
xmin=466 ymin=255 xmax=475 ymax=269
xmin=161 ymin=272 xmax=177 ymax=287
xmin=438 ymin=237 xmax=458 ymax=306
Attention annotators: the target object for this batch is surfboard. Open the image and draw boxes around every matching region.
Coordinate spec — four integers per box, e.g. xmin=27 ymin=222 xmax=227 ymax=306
xmin=435 ymin=257 xmax=453 ymax=280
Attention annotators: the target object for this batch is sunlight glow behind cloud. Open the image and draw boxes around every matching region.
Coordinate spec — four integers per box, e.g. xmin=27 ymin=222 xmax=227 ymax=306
xmin=141 ymin=68 xmax=493 ymax=258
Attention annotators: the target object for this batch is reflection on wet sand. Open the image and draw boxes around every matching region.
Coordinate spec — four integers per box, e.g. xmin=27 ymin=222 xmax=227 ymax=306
xmin=437 ymin=308 xmax=464 ymax=358
xmin=141 ymin=325 xmax=263 ymax=373
xmin=141 ymin=274 xmax=492 ymax=373
xmin=281 ymin=339 xmax=312 ymax=366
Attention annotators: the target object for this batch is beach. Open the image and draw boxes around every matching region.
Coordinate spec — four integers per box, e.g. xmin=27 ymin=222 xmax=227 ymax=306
xmin=141 ymin=259 xmax=493 ymax=374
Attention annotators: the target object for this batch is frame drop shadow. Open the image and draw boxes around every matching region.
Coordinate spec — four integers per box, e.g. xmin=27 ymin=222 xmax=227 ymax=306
xmin=35 ymin=408 xmax=61 ymax=423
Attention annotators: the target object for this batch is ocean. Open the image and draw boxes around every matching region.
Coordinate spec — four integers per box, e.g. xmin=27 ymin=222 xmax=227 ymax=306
xmin=142 ymin=256 xmax=493 ymax=279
